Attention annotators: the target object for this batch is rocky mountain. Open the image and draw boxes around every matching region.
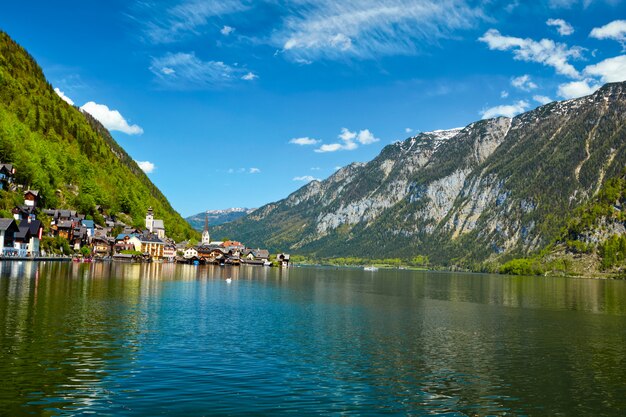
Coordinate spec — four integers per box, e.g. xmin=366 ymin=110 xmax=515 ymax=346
xmin=0 ymin=31 xmax=197 ymax=241
xmin=214 ymin=82 xmax=626 ymax=265
xmin=186 ymin=208 xmax=256 ymax=230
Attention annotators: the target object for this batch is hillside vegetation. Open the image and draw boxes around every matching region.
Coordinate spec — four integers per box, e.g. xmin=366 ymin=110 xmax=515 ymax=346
xmin=0 ymin=31 xmax=196 ymax=241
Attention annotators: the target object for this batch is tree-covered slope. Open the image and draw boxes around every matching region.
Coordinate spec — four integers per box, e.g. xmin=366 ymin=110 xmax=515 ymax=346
xmin=0 ymin=31 xmax=196 ymax=241
xmin=214 ymin=82 xmax=626 ymax=266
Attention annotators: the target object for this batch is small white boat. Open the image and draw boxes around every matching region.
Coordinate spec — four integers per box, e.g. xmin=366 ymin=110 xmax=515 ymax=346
xmin=363 ymin=266 xmax=378 ymax=271
xmin=226 ymin=278 xmax=232 ymax=284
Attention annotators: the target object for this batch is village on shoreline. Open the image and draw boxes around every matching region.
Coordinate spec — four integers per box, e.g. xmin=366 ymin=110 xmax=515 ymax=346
xmin=0 ymin=162 xmax=290 ymax=267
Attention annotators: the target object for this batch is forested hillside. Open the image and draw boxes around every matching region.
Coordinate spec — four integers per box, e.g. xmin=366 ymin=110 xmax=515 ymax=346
xmin=0 ymin=31 xmax=196 ymax=241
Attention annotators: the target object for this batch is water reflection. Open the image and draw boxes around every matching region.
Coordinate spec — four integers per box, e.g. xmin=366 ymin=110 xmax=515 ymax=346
xmin=0 ymin=262 xmax=625 ymax=416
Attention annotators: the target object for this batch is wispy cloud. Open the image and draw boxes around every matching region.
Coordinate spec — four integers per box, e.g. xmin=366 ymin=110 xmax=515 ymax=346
xmin=54 ymin=87 xmax=74 ymax=106
xmin=293 ymin=175 xmax=319 ymax=182
xmin=315 ymin=128 xmax=379 ymax=153
xmin=272 ymin=0 xmax=483 ymax=61
xmin=533 ymin=95 xmax=553 ymax=104
xmin=546 ymin=18 xmax=574 ymax=36
xmin=149 ymin=52 xmax=255 ymax=89
xmin=138 ymin=0 xmax=249 ymax=44
xmin=227 ymin=167 xmax=262 ymax=174
xmin=290 ymin=137 xmax=320 ymax=145
xmin=221 ymin=25 xmax=235 ymax=36
xmin=241 ymin=72 xmax=258 ymax=81
xmin=481 ymin=100 xmax=529 ymax=119
xmin=136 ymin=160 xmax=155 ymax=173
xmin=478 ymin=29 xmax=584 ymax=78
xmin=511 ymin=74 xmax=538 ymax=91
xmin=80 ymin=101 xmax=144 ymax=135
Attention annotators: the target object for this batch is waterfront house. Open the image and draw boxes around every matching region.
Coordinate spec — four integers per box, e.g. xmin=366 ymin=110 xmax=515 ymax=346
xmin=163 ymin=244 xmax=177 ymax=261
xmin=276 ymin=253 xmax=290 ymax=267
xmin=244 ymin=249 xmax=270 ymax=261
xmin=183 ymin=247 xmax=198 ymax=259
xmin=0 ymin=218 xmax=19 ymax=256
xmin=132 ymin=233 xmax=165 ymax=260
xmin=113 ymin=235 xmax=135 ymax=254
xmin=14 ymin=219 xmax=43 ymax=257
xmin=197 ymin=245 xmax=226 ymax=262
xmin=91 ymin=236 xmax=113 ymax=257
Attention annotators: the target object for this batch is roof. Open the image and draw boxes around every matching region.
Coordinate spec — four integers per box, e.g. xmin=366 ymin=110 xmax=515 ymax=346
xmin=152 ymin=219 xmax=165 ymax=230
xmin=0 ymin=218 xmax=17 ymax=232
xmin=139 ymin=234 xmax=165 ymax=244
xmin=253 ymin=249 xmax=270 ymax=259
xmin=24 ymin=190 xmax=39 ymax=197
xmin=19 ymin=219 xmax=42 ymax=235
xmin=57 ymin=220 xmax=74 ymax=228
xmin=81 ymin=220 xmax=95 ymax=228
xmin=15 ymin=227 xmax=29 ymax=240
xmin=0 ymin=163 xmax=13 ymax=173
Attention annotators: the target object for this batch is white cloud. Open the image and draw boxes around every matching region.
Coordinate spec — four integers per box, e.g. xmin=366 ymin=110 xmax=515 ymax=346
xmin=405 ymin=127 xmax=413 ymax=133
xmin=315 ymin=143 xmax=344 ymax=153
xmin=533 ymin=95 xmax=553 ymax=104
xmin=290 ymin=137 xmax=320 ymax=145
xmin=511 ymin=74 xmax=538 ymax=91
xmin=241 ymin=72 xmax=258 ymax=81
xmin=590 ymin=20 xmax=626 ymax=44
xmin=136 ymin=160 xmax=155 ymax=173
xmin=478 ymin=29 xmax=584 ymax=78
xmin=80 ymin=101 xmax=144 ymax=135
xmin=315 ymin=127 xmax=379 ymax=152
xmin=249 ymin=167 xmax=261 ymax=174
xmin=584 ymin=55 xmax=626 ymax=82
xmin=274 ymin=0 xmax=483 ymax=61
xmin=54 ymin=87 xmax=74 ymax=106
xmin=293 ymin=175 xmax=319 ymax=182
xmin=356 ymin=129 xmax=379 ymax=144
xmin=546 ymin=18 xmax=574 ymax=36
xmin=311 ymin=167 xmax=321 ymax=171
xmin=150 ymin=52 xmax=255 ymax=89
xmin=481 ymin=100 xmax=529 ymax=119
xmin=500 ymin=90 xmax=509 ymax=98
xmin=221 ymin=25 xmax=235 ymax=36
xmin=139 ymin=0 xmax=249 ymax=44
xmin=557 ymin=79 xmax=601 ymax=99
xmin=338 ymin=127 xmax=356 ymax=142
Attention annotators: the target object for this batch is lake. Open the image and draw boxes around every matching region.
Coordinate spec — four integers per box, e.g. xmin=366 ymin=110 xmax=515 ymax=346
xmin=0 ymin=261 xmax=625 ymax=416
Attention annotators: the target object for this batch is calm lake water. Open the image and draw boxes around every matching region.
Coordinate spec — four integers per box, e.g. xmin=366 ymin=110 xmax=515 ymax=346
xmin=0 ymin=262 xmax=625 ymax=416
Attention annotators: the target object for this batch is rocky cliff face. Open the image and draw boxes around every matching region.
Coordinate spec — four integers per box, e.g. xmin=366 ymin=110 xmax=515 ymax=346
xmin=214 ymin=82 xmax=626 ymax=264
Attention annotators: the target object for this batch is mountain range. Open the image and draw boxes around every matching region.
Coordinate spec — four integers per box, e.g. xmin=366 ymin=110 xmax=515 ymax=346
xmin=186 ymin=208 xmax=256 ymax=231
xmin=213 ymin=82 xmax=626 ymax=271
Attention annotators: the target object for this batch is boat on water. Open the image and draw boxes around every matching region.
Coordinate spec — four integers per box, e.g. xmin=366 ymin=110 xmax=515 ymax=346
xmin=363 ymin=266 xmax=378 ymax=271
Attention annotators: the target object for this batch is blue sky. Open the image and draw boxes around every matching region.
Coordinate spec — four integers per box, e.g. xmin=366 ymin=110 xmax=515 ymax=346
xmin=1 ymin=1 xmax=625 ymax=216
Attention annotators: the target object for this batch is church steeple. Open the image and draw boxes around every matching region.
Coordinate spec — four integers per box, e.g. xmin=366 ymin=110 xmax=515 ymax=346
xmin=201 ymin=211 xmax=210 ymax=245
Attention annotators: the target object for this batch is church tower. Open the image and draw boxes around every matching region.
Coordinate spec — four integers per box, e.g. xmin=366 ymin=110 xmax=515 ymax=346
xmin=146 ymin=207 xmax=154 ymax=232
xmin=202 ymin=211 xmax=210 ymax=245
